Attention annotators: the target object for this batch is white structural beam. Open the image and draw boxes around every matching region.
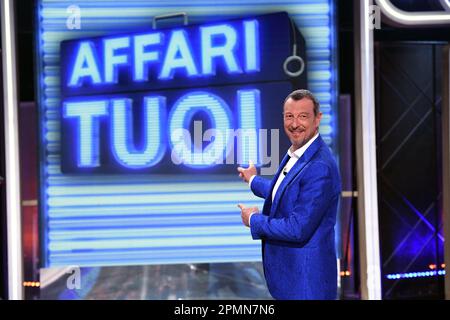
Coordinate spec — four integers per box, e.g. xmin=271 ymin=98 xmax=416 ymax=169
xmin=1 ymin=0 xmax=24 ymax=300
xmin=354 ymin=0 xmax=382 ymax=300
xmin=376 ymin=0 xmax=450 ymax=25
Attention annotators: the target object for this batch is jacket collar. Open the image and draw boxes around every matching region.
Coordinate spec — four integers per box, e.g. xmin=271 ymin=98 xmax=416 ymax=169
xmin=270 ymin=135 xmax=325 ymax=214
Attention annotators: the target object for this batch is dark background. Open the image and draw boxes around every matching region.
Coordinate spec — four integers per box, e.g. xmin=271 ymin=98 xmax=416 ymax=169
xmin=337 ymin=0 xmax=450 ymax=299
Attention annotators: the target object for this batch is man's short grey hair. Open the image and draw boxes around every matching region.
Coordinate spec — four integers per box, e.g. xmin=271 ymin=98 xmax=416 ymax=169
xmin=284 ymin=89 xmax=320 ymax=116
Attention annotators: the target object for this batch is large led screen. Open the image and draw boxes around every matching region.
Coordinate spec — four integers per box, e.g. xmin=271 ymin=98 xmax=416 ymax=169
xmin=37 ymin=0 xmax=338 ymax=267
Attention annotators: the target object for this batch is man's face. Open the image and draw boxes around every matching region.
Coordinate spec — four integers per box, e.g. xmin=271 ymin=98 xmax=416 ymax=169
xmin=283 ymin=97 xmax=322 ymax=151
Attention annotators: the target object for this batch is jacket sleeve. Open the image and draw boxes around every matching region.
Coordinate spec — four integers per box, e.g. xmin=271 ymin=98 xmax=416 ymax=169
xmin=250 ymin=162 xmax=338 ymax=243
xmin=250 ymin=175 xmax=272 ymax=200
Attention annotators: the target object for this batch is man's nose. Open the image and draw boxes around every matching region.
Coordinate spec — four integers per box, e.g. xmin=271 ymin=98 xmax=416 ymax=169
xmin=291 ymin=117 xmax=301 ymax=126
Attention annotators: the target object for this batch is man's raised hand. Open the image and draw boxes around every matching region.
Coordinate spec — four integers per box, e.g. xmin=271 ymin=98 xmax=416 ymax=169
xmin=237 ymin=160 xmax=257 ymax=183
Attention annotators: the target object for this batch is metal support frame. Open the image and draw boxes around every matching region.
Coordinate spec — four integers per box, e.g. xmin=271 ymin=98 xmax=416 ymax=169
xmin=1 ymin=0 xmax=24 ymax=300
xmin=354 ymin=0 xmax=382 ymax=300
xmin=376 ymin=0 xmax=450 ymax=301
xmin=443 ymin=46 xmax=450 ymax=300
xmin=375 ymin=0 xmax=450 ymax=26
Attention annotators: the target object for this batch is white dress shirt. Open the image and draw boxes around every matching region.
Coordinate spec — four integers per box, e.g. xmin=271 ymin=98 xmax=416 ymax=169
xmin=248 ymin=133 xmax=319 ymax=226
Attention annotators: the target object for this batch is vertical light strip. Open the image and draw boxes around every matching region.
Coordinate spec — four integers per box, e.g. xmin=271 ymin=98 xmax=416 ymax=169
xmin=442 ymin=46 xmax=450 ymax=300
xmin=354 ymin=0 xmax=382 ymax=300
xmin=1 ymin=0 xmax=24 ymax=300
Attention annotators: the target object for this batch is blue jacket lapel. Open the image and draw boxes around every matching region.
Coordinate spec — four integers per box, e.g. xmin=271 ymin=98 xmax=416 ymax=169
xmin=261 ymin=153 xmax=290 ymax=215
xmin=269 ymin=153 xmax=291 ymax=192
xmin=270 ymin=135 xmax=325 ymax=215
